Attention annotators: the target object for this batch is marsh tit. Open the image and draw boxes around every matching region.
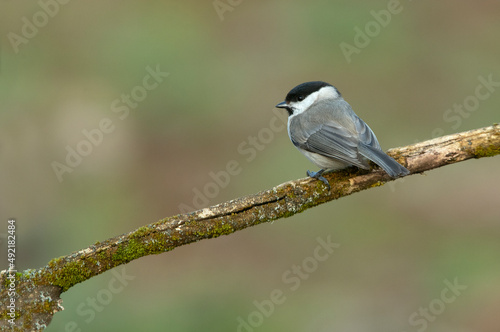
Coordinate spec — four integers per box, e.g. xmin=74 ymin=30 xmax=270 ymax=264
xmin=276 ymin=81 xmax=409 ymax=189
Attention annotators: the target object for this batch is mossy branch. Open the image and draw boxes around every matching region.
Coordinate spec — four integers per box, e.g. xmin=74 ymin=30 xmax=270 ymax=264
xmin=1 ymin=124 xmax=500 ymax=330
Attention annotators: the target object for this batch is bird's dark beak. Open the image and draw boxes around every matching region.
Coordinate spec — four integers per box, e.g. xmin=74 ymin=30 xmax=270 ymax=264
xmin=275 ymin=101 xmax=288 ymax=109
xmin=275 ymin=101 xmax=293 ymax=115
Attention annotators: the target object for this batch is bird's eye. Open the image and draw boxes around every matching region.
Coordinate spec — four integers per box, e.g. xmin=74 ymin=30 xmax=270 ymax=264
xmin=297 ymin=96 xmax=305 ymax=101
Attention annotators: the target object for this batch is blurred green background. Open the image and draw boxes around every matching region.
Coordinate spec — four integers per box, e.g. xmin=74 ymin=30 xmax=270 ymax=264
xmin=1 ymin=0 xmax=500 ymax=331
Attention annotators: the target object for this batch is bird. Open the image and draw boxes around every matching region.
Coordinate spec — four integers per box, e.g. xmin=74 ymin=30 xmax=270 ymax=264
xmin=275 ymin=81 xmax=409 ymax=189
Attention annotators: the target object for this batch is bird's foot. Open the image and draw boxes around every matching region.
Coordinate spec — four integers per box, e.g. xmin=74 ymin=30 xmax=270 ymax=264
xmin=306 ymin=169 xmax=330 ymax=190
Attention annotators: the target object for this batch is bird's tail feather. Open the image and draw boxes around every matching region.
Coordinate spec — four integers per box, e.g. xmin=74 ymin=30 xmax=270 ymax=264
xmin=358 ymin=143 xmax=410 ymax=178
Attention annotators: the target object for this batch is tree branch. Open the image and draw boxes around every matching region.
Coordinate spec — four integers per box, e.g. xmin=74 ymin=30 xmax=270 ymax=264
xmin=1 ymin=124 xmax=499 ymax=330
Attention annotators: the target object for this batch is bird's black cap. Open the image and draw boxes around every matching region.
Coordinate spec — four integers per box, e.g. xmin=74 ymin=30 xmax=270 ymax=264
xmin=276 ymin=81 xmax=341 ymax=115
xmin=284 ymin=81 xmax=338 ymax=103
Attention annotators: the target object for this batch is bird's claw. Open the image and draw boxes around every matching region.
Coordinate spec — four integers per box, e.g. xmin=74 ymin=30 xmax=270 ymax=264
xmin=306 ymin=169 xmax=331 ymax=190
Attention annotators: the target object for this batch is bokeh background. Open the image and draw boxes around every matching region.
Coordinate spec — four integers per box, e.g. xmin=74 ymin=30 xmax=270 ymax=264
xmin=1 ymin=1 xmax=500 ymax=331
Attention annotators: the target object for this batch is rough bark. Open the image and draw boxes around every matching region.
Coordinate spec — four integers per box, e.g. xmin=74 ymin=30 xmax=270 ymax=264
xmin=1 ymin=124 xmax=499 ymax=331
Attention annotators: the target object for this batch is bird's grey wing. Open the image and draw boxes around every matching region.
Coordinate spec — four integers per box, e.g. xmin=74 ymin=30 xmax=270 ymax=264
xmin=352 ymin=114 xmax=381 ymax=150
xmin=290 ymin=118 xmax=368 ymax=169
xmin=290 ymin=99 xmax=409 ymax=177
xmin=352 ymin=113 xmax=410 ymax=177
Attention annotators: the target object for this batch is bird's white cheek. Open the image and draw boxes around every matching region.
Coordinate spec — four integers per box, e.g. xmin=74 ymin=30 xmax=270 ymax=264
xmin=289 ymin=92 xmax=319 ymax=116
